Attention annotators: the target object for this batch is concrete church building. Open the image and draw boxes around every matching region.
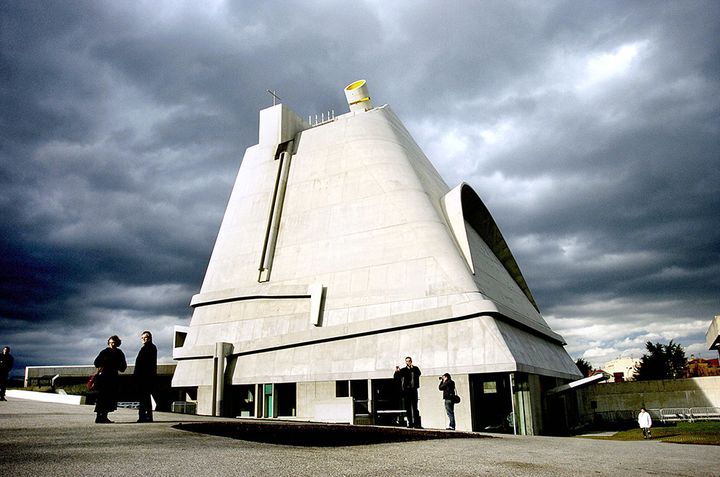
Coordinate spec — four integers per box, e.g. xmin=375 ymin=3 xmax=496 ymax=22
xmin=172 ymin=80 xmax=581 ymax=435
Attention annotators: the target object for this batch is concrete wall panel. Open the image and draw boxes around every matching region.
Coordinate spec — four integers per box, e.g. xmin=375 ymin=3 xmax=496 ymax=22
xmin=581 ymin=376 xmax=720 ymax=414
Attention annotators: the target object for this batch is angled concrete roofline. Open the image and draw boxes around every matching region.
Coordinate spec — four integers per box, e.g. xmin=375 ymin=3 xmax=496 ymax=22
xmin=442 ymin=182 xmax=539 ymax=311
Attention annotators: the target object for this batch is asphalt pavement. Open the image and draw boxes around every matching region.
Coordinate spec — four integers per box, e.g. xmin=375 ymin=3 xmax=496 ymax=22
xmin=1 ymin=397 xmax=718 ymax=477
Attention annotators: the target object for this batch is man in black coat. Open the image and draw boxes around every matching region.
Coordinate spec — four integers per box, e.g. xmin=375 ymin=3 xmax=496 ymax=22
xmin=0 ymin=346 xmax=14 ymax=401
xmin=134 ymin=331 xmax=157 ymax=422
xmin=394 ymin=356 xmax=422 ymax=428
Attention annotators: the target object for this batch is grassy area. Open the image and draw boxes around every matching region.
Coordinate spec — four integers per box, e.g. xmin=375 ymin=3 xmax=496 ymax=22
xmin=584 ymin=421 xmax=720 ymax=445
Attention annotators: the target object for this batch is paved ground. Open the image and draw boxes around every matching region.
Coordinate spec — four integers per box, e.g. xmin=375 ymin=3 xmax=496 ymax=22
xmin=1 ymin=397 xmax=719 ymax=477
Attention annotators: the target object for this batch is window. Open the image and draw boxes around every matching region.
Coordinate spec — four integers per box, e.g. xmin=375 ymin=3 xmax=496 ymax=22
xmin=350 ymin=379 xmax=368 ymax=400
xmin=483 ymin=381 xmax=497 ymax=394
xmin=336 ymin=380 xmax=349 ymax=397
xmin=335 ymin=380 xmax=368 ymax=399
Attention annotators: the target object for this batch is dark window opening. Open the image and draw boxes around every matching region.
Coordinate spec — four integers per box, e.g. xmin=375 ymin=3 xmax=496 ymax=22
xmin=174 ymin=331 xmax=187 ymax=348
xmin=275 ymin=382 xmax=297 ymax=417
xmin=336 ymin=380 xmax=349 ymax=397
xmin=350 ymin=379 xmax=368 ymax=400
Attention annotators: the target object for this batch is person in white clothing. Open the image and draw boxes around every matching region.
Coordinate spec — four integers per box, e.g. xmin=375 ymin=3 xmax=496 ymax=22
xmin=638 ymin=407 xmax=652 ymax=439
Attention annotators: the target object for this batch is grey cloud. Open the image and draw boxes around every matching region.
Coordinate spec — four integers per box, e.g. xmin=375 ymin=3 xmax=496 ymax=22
xmin=1 ymin=0 xmax=718 ymax=371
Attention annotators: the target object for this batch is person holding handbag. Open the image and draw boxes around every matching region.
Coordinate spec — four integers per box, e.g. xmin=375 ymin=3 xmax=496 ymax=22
xmin=438 ymin=373 xmax=457 ymax=430
xmin=93 ymin=335 xmax=127 ymax=423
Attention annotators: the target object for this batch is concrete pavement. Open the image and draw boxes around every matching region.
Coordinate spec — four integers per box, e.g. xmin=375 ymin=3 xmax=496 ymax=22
xmin=1 ymin=397 xmax=719 ymax=476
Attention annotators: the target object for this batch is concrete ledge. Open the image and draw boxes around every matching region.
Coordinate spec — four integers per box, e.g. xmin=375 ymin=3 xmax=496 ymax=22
xmin=7 ymin=389 xmax=86 ymax=405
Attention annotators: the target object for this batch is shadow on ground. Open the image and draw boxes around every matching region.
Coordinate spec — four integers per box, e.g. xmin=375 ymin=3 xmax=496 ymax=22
xmin=174 ymin=420 xmax=491 ymax=447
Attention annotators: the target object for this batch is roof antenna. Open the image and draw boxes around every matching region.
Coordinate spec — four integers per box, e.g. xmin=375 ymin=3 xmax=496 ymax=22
xmin=266 ymin=89 xmax=282 ymax=106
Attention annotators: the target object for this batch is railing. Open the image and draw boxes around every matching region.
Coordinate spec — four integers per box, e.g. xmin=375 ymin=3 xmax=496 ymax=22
xmin=308 ymin=110 xmax=336 ymax=127
xmin=117 ymin=401 xmax=140 ymax=409
xmin=652 ymin=407 xmax=720 ymax=423
xmin=688 ymin=407 xmax=720 ymax=421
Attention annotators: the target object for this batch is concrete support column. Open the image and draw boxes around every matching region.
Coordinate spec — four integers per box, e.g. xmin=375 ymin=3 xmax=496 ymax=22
xmin=212 ymin=342 xmax=233 ymax=417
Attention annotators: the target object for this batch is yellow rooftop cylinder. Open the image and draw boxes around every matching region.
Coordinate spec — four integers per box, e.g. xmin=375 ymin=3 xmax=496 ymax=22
xmin=344 ymin=80 xmax=373 ymax=112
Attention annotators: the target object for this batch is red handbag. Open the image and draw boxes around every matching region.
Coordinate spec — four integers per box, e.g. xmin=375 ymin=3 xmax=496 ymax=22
xmin=87 ymin=368 xmax=102 ymax=391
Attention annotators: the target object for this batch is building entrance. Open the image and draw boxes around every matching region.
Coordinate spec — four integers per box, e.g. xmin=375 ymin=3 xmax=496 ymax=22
xmin=470 ymin=373 xmax=514 ymax=433
xmin=371 ymin=378 xmax=404 ymax=426
xmin=226 ymin=384 xmax=255 ymax=417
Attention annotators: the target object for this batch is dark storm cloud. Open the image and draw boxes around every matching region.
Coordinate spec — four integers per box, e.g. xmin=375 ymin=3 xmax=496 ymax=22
xmin=376 ymin=0 xmax=720 ymax=365
xmin=1 ymin=0 xmax=718 ymax=371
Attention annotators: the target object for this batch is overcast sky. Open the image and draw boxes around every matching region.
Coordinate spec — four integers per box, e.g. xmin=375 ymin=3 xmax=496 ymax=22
xmin=1 ymin=0 xmax=718 ymax=374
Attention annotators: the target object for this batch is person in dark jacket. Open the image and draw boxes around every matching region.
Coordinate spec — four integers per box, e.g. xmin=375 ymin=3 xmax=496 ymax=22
xmin=438 ymin=372 xmax=456 ymax=430
xmin=134 ymin=330 xmax=157 ymax=423
xmin=0 ymin=346 xmax=14 ymax=401
xmin=93 ymin=335 xmax=127 ymax=423
xmin=394 ymin=356 xmax=422 ymax=428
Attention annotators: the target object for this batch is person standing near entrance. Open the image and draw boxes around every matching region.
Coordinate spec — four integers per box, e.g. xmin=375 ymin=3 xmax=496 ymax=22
xmin=394 ymin=356 xmax=422 ymax=428
xmin=134 ymin=331 xmax=157 ymax=423
xmin=0 ymin=346 xmax=14 ymax=401
xmin=438 ymin=373 xmax=456 ymax=430
xmin=638 ymin=407 xmax=652 ymax=439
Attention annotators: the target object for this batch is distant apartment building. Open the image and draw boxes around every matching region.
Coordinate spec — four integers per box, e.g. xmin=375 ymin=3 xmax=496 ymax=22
xmin=602 ymin=357 xmax=639 ymax=382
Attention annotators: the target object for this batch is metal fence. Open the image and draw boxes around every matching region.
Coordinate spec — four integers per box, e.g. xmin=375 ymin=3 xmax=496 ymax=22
xmin=587 ymin=407 xmax=720 ymax=428
xmin=116 ymin=401 xmax=140 ymax=409
xmin=649 ymin=407 xmax=720 ymax=423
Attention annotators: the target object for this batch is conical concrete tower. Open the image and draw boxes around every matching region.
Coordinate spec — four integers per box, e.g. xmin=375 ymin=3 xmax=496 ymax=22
xmin=172 ymin=81 xmax=581 ymax=434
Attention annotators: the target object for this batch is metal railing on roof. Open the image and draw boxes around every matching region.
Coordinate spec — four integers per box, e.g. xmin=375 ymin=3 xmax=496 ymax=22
xmin=308 ymin=110 xmax=336 ymax=127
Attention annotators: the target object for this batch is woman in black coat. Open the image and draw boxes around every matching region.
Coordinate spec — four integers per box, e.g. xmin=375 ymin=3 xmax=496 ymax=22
xmin=93 ymin=335 xmax=127 ymax=423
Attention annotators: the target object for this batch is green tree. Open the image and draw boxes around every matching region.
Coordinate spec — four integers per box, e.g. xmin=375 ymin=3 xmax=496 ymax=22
xmin=634 ymin=340 xmax=687 ymax=380
xmin=575 ymin=358 xmax=593 ymax=377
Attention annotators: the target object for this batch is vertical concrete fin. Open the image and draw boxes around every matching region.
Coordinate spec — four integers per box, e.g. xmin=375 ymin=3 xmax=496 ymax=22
xmin=258 ymin=143 xmax=293 ymax=282
xmin=309 ymin=283 xmax=325 ymax=327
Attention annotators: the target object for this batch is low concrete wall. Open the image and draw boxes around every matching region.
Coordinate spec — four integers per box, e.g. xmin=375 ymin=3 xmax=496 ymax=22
xmin=25 ymin=363 xmax=177 ymax=386
xmin=313 ymin=397 xmax=354 ymax=423
xmin=7 ymin=389 xmax=86 ymax=405
xmin=580 ymin=376 xmax=720 ymax=418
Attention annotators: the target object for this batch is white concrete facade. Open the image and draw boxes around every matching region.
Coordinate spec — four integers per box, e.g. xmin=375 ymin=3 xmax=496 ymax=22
xmin=602 ymin=357 xmax=640 ymax=381
xmin=706 ymin=315 xmax=720 ymax=351
xmin=172 ymin=82 xmax=580 ymax=434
